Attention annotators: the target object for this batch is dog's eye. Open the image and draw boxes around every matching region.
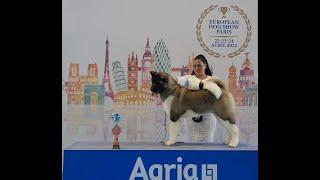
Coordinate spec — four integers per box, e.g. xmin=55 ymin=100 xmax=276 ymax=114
xmin=160 ymin=77 xmax=167 ymax=82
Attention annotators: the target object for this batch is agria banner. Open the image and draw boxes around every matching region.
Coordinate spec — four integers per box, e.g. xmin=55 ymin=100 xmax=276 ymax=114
xmin=63 ymin=150 xmax=257 ymax=180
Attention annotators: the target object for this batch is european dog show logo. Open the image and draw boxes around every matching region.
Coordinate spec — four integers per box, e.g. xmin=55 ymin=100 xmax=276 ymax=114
xmin=196 ymin=5 xmax=252 ymax=58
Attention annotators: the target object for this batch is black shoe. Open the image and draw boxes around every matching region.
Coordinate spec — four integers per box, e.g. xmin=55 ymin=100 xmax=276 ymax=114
xmin=192 ymin=116 xmax=203 ymax=122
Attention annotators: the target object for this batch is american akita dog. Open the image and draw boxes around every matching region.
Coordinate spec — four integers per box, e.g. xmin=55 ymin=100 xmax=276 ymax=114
xmin=150 ymin=71 xmax=239 ymax=148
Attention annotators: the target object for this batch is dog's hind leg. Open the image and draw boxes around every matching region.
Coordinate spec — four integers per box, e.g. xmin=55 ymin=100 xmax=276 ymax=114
xmin=216 ymin=116 xmax=239 ymax=148
xmin=216 ymin=117 xmax=232 ymax=144
xmin=164 ymin=118 xmax=182 ymax=146
xmin=224 ymin=121 xmax=239 ymax=148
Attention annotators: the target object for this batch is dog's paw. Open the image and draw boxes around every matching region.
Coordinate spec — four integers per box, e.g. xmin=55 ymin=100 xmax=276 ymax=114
xmin=224 ymin=137 xmax=232 ymax=145
xmin=227 ymin=142 xmax=238 ymax=148
xmin=227 ymin=135 xmax=239 ymax=148
xmin=164 ymin=140 xmax=175 ymax=146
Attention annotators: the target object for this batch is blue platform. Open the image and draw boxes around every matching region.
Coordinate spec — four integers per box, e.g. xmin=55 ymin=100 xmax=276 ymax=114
xmin=63 ymin=142 xmax=257 ymax=180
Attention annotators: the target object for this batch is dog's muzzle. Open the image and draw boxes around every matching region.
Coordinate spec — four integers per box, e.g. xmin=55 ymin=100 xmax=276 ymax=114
xmin=150 ymin=87 xmax=159 ymax=96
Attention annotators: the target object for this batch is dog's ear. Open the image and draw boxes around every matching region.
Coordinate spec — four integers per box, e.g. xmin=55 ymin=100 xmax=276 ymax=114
xmin=150 ymin=71 xmax=157 ymax=77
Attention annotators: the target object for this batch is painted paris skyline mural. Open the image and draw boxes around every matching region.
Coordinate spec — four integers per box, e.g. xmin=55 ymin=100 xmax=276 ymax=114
xmin=63 ymin=37 xmax=257 ymax=108
xmin=62 ymin=36 xmax=257 ymax=147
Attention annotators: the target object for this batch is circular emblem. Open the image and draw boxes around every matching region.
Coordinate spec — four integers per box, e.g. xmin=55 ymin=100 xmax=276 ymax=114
xmin=110 ymin=113 xmax=121 ymax=124
xmin=196 ymin=5 xmax=252 ymax=58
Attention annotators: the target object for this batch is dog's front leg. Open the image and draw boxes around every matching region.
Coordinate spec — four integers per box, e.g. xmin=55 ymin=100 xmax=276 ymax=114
xmin=164 ymin=119 xmax=182 ymax=146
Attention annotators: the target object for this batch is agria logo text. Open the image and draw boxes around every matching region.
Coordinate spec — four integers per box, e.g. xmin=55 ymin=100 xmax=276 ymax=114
xmin=129 ymin=157 xmax=217 ymax=180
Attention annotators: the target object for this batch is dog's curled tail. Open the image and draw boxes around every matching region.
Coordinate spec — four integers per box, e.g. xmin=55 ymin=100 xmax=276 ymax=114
xmin=210 ymin=77 xmax=236 ymax=110
xmin=203 ymin=76 xmax=228 ymax=91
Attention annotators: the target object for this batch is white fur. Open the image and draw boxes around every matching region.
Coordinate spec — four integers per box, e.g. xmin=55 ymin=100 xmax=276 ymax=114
xmin=162 ymin=95 xmax=177 ymax=145
xmin=162 ymin=95 xmax=239 ymax=148
xmin=176 ymin=75 xmax=222 ymax=99
xmin=217 ymin=118 xmax=239 ymax=148
xmin=202 ymin=81 xmax=222 ymax=99
xmin=202 ymin=77 xmax=222 ymax=99
xmin=165 ymin=120 xmax=182 ymax=145
xmin=162 ymin=96 xmax=201 ymax=145
xmin=162 ymin=95 xmax=174 ymax=115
